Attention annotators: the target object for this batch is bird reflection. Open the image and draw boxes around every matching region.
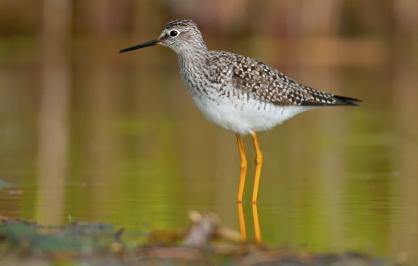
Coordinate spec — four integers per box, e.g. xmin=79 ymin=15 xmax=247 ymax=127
xmin=252 ymin=204 xmax=261 ymax=243
xmin=237 ymin=203 xmax=262 ymax=243
xmin=237 ymin=202 xmax=246 ymax=240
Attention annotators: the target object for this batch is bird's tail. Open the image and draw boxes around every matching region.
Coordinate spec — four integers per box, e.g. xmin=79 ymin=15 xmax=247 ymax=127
xmin=332 ymin=95 xmax=362 ymax=106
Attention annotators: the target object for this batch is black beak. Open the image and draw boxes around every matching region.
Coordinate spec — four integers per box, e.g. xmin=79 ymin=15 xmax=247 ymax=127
xmin=119 ymin=39 xmax=159 ymax=53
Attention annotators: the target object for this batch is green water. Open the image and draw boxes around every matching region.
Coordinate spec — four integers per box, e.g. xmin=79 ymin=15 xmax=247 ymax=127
xmin=0 ymin=42 xmax=417 ymax=261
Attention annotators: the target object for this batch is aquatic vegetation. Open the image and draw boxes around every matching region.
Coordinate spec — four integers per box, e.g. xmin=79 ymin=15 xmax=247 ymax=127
xmin=0 ymin=212 xmax=393 ymax=266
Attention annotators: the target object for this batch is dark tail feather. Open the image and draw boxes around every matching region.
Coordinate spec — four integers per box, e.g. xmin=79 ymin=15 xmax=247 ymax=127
xmin=332 ymin=95 xmax=362 ymax=106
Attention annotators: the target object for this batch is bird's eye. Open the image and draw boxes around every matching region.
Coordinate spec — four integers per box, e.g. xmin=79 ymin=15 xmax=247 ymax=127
xmin=169 ymin=30 xmax=179 ymax=37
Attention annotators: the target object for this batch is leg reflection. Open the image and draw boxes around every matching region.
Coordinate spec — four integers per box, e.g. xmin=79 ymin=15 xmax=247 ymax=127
xmin=237 ymin=202 xmax=246 ymax=240
xmin=252 ymin=203 xmax=262 ymax=243
xmin=237 ymin=203 xmax=262 ymax=243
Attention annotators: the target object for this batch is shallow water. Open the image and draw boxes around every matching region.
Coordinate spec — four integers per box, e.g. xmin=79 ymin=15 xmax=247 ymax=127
xmin=0 ymin=40 xmax=417 ymax=261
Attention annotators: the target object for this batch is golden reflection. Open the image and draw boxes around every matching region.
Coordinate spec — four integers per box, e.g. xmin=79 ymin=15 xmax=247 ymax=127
xmin=252 ymin=203 xmax=262 ymax=243
xmin=237 ymin=202 xmax=246 ymax=241
xmin=237 ymin=203 xmax=262 ymax=243
xmin=37 ymin=52 xmax=69 ymax=225
xmin=36 ymin=0 xmax=71 ymax=225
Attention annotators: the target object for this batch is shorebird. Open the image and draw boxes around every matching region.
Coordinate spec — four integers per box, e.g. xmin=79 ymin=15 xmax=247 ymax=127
xmin=120 ymin=19 xmax=360 ymax=204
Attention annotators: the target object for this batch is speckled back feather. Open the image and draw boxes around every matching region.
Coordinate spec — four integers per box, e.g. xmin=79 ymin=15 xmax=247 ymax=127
xmin=204 ymin=51 xmax=360 ymax=106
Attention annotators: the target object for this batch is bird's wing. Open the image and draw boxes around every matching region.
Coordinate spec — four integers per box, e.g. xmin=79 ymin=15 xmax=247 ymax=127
xmin=208 ymin=51 xmax=360 ymax=106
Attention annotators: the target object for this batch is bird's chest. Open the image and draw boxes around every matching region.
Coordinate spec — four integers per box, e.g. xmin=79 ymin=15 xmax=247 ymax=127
xmin=180 ymin=68 xmax=224 ymax=116
xmin=178 ymin=57 xmax=257 ymax=133
xmin=179 ymin=61 xmax=216 ymax=96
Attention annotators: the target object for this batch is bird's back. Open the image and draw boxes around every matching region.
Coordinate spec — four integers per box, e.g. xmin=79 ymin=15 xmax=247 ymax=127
xmin=204 ymin=50 xmax=360 ymax=107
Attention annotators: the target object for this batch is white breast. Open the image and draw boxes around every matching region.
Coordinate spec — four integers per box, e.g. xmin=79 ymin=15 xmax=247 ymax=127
xmin=190 ymin=92 xmax=312 ymax=135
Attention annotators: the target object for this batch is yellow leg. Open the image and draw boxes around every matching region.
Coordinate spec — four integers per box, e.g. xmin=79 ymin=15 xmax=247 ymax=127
xmin=235 ymin=134 xmax=247 ymax=203
xmin=237 ymin=203 xmax=246 ymax=241
xmin=250 ymin=132 xmax=263 ymax=203
xmin=252 ymin=204 xmax=262 ymax=243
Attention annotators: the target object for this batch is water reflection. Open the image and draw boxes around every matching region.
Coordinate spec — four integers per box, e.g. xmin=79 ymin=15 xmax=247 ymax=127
xmin=36 ymin=43 xmax=70 ymax=225
xmin=0 ymin=40 xmax=417 ymax=263
xmin=252 ymin=204 xmax=261 ymax=243
xmin=237 ymin=203 xmax=246 ymax=240
xmin=237 ymin=203 xmax=262 ymax=243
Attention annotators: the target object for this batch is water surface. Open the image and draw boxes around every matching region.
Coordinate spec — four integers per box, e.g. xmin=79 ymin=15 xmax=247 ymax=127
xmin=0 ymin=40 xmax=417 ymax=261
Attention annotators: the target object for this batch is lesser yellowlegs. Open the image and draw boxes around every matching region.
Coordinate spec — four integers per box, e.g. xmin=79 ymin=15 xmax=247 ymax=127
xmin=120 ymin=19 xmax=360 ymax=204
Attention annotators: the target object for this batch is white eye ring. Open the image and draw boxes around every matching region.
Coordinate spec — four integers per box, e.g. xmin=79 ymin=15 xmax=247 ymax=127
xmin=169 ymin=30 xmax=179 ymax=37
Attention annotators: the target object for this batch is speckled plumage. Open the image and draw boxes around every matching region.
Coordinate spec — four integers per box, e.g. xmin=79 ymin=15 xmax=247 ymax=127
xmin=203 ymin=51 xmax=359 ymax=106
xmin=123 ymin=19 xmax=360 ymax=134
xmin=119 ymin=20 xmax=360 ymax=203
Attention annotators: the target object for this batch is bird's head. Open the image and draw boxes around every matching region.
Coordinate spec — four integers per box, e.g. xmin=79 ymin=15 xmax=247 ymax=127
xmin=120 ymin=19 xmax=207 ymax=55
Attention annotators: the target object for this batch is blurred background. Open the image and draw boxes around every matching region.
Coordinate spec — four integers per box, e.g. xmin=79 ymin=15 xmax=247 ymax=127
xmin=0 ymin=0 xmax=417 ymax=263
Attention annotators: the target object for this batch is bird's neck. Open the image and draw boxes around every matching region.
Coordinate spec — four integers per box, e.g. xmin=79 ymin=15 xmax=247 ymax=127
xmin=178 ymin=46 xmax=208 ymax=71
xmin=177 ymin=47 xmax=210 ymax=95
